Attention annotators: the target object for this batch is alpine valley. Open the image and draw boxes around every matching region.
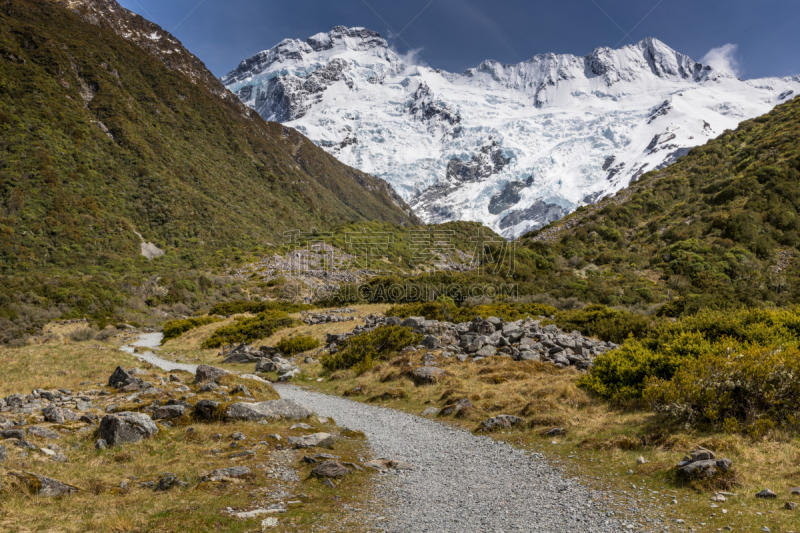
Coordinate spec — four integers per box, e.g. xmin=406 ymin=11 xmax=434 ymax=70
xmin=223 ymin=27 xmax=800 ymax=238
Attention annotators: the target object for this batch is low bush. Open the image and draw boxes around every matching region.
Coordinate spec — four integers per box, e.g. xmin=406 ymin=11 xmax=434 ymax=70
xmin=95 ymin=328 xmax=118 ymax=341
xmin=162 ymin=317 xmax=221 ymax=343
xmin=644 ymin=343 xmax=800 ymax=434
xmin=555 ymin=304 xmax=654 ymax=344
xmin=208 ymin=300 xmax=312 ymax=316
xmin=321 ymin=326 xmax=422 ymax=375
xmin=579 ymin=307 xmax=800 ymax=403
xmin=578 ymin=331 xmax=712 ymax=403
xmin=201 ymin=312 xmax=299 ymax=348
xmin=276 ymin=335 xmax=320 ymax=356
xmin=68 ymin=328 xmax=96 ymax=342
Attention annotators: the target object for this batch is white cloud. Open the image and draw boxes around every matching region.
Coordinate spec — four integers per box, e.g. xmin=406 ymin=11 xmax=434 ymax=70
xmin=700 ymin=43 xmax=742 ymax=77
xmin=391 ymin=45 xmax=428 ymax=67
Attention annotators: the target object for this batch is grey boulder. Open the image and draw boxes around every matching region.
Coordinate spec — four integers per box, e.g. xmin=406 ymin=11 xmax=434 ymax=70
xmin=42 ymin=405 xmax=79 ymax=424
xmin=99 ymin=412 xmax=159 ymax=446
xmin=421 ymin=335 xmax=440 ymax=349
xmin=195 ymin=365 xmax=229 ymax=383
xmin=28 ymin=426 xmax=62 ymax=440
xmin=200 ymin=466 xmax=252 ymax=482
xmin=1 ymin=429 xmax=25 ymax=440
xmin=411 ymin=366 xmax=446 ymax=385
xmin=311 ymin=460 xmax=350 ymax=478
xmin=477 ymin=415 xmax=524 ymax=432
xmin=288 ymin=432 xmax=335 ymax=449
xmin=153 ymin=405 xmax=187 ymax=420
xmin=9 ymin=471 xmax=79 ymax=497
xmin=108 ymin=366 xmax=132 ymax=388
xmin=225 ymin=399 xmax=311 ymax=421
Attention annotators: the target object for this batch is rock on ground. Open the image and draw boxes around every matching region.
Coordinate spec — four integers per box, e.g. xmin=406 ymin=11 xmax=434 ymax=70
xmin=195 ymin=365 xmax=229 ymax=383
xmin=311 ymin=460 xmax=351 ymax=478
xmin=288 ymin=433 xmax=335 ymax=449
xmin=99 ymin=412 xmax=159 ymax=446
xmin=225 ymin=399 xmax=311 ymax=421
xmin=201 ymin=466 xmax=252 ymax=482
xmin=411 ymin=366 xmax=446 ymax=385
xmin=28 ymin=426 xmax=61 ymax=440
xmin=276 ymin=384 xmax=632 ymax=532
xmin=8 ymin=471 xmax=79 ymax=497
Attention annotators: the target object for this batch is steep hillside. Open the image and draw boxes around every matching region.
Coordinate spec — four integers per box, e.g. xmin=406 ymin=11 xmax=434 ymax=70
xmin=520 ymin=94 xmax=800 ymax=314
xmin=0 ymin=0 xmax=418 ymax=274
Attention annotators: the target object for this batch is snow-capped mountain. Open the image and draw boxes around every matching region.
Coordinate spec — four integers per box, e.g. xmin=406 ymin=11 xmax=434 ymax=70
xmin=222 ymin=27 xmax=800 ymax=238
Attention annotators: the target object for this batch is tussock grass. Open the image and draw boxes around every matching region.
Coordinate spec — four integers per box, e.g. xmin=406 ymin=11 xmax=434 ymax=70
xmin=0 ymin=343 xmax=379 ymax=532
xmin=299 ymin=346 xmax=800 ymax=532
xmin=0 ymin=342 xmax=141 ymax=396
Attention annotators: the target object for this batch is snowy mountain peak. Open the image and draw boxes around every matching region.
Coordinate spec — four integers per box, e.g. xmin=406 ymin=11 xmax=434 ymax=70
xmin=307 ymin=26 xmax=388 ymax=52
xmin=223 ymin=29 xmax=800 ymax=238
xmin=221 ymin=26 xmax=394 ymax=89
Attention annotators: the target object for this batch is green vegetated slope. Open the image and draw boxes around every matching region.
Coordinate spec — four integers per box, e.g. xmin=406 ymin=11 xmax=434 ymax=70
xmin=297 ymin=220 xmax=499 ymax=273
xmin=517 ymin=94 xmax=800 ymax=315
xmin=0 ymin=0 xmax=420 ymax=343
xmin=0 ymin=0 xmax=418 ymax=274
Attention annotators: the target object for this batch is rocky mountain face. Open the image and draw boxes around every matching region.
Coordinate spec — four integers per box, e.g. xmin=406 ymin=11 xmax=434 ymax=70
xmin=224 ymin=28 xmax=800 ymax=238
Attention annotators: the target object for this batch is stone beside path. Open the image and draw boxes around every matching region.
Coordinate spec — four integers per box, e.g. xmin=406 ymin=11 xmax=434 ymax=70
xmin=325 ymin=314 xmax=618 ymax=371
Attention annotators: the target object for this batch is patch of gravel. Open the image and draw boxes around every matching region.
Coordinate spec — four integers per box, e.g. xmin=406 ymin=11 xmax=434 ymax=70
xmin=277 ymin=385 xmax=640 ymax=533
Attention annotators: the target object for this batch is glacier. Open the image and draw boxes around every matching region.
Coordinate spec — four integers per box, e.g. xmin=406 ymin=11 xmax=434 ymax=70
xmin=222 ymin=27 xmax=800 ymax=238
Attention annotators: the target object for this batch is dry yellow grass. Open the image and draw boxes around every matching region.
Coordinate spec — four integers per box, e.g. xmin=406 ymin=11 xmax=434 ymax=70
xmin=0 ymin=342 xmax=142 ymax=396
xmin=0 ymin=342 xmax=381 ymax=532
xmin=299 ymin=349 xmax=800 ymax=532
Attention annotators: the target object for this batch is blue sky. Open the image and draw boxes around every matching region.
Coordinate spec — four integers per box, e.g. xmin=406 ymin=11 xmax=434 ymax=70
xmin=118 ymin=0 xmax=800 ymax=80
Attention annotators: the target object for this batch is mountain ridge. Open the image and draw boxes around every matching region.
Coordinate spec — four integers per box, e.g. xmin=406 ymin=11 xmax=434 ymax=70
xmin=223 ymin=27 xmax=800 ymax=238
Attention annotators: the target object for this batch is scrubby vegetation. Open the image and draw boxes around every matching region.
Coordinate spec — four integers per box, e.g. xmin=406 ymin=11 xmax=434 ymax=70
xmin=68 ymin=327 xmax=96 ymax=342
xmin=208 ymin=300 xmax=312 ymax=316
xmin=0 ymin=0 xmax=416 ymax=275
xmin=0 ymin=0 xmax=416 ymax=345
xmin=554 ymin=305 xmax=654 ymax=344
xmin=644 ymin=343 xmax=800 ymax=435
xmin=201 ymin=312 xmax=299 ymax=348
xmin=276 ymin=335 xmax=321 ymax=356
xmin=162 ymin=316 xmax=221 ymax=343
xmin=579 ymin=306 xmax=800 ymax=403
xmin=386 ymin=301 xmax=557 ymax=323
xmin=321 ymin=326 xmax=422 ymax=374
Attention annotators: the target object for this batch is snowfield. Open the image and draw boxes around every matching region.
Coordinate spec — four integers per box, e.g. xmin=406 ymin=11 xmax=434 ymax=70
xmin=222 ymin=27 xmax=800 ymax=238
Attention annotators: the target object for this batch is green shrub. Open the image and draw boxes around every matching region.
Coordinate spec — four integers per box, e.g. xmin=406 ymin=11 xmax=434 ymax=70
xmin=208 ymin=300 xmax=312 ymax=316
xmin=201 ymin=311 xmax=299 ymax=348
xmin=555 ymin=304 xmax=654 ymax=344
xmin=162 ymin=316 xmax=221 ymax=343
xmin=321 ymin=326 xmax=422 ymax=374
xmin=644 ymin=343 xmax=800 ymax=432
xmin=276 ymin=335 xmax=320 ymax=355
xmin=579 ymin=306 xmax=800 ymax=403
xmin=578 ymin=331 xmax=712 ymax=403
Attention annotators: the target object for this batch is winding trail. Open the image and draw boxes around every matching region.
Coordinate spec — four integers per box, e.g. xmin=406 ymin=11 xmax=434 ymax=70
xmin=277 ymin=385 xmax=632 ymax=533
xmin=118 ymin=335 xmax=636 ymax=532
xmin=119 ymin=333 xmax=198 ymax=373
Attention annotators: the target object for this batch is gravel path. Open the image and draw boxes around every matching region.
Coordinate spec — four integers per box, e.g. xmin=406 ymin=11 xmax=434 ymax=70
xmin=277 ymin=385 xmax=633 ymax=533
xmin=119 ymin=333 xmax=198 ymax=373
